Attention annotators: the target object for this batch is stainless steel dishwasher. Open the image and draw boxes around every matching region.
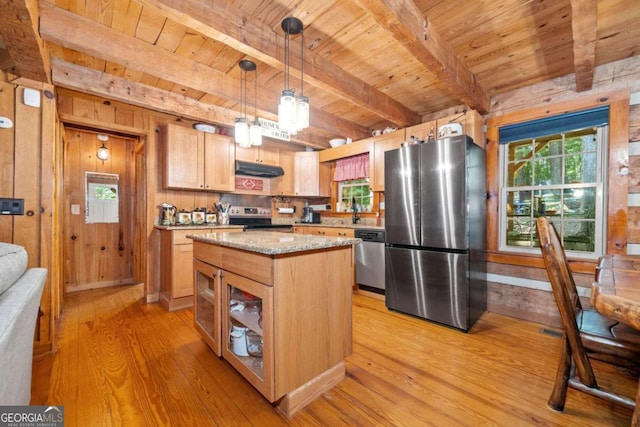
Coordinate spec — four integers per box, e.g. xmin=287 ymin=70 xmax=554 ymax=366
xmin=354 ymin=229 xmax=386 ymax=294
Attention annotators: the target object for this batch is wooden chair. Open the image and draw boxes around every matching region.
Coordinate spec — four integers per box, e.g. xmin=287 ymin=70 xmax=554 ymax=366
xmin=535 ymin=216 xmax=640 ymax=412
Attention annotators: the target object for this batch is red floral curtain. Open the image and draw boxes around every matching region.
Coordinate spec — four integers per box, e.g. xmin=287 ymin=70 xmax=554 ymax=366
xmin=333 ymin=153 xmax=369 ymax=182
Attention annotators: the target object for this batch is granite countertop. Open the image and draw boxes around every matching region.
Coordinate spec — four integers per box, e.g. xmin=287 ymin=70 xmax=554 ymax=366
xmin=188 ymin=231 xmax=361 ymax=255
xmin=155 ymin=224 xmax=244 ymax=231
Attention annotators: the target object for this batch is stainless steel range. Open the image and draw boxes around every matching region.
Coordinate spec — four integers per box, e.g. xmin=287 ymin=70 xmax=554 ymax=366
xmin=228 ymin=206 xmax=292 ymax=232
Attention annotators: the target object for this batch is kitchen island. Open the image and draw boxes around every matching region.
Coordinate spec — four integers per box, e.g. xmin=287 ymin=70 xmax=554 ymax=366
xmin=188 ymin=231 xmax=359 ymax=415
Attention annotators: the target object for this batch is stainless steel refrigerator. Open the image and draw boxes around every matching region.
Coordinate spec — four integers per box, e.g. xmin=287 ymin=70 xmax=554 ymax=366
xmin=384 ymin=134 xmax=486 ymax=331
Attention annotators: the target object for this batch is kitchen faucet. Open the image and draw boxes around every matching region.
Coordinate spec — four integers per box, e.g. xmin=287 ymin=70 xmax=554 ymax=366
xmin=352 ymin=197 xmax=360 ymax=224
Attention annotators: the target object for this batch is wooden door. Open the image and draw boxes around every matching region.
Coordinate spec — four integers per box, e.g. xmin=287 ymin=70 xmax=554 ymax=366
xmin=63 ymin=128 xmax=136 ymax=292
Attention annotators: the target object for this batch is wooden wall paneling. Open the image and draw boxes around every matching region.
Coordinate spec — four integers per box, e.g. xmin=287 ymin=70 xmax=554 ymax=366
xmin=63 ymin=129 xmax=79 ymax=292
xmin=71 ymin=96 xmax=96 ymax=119
xmin=134 ymin=140 xmax=146 ymax=284
xmin=630 ymin=104 xmax=640 ymax=142
xmin=628 ymin=208 xmax=640 ymax=243
xmin=148 ymin=115 xmax=162 ymax=303
xmin=0 ymin=81 xmax=15 ymax=243
xmin=36 ymin=86 xmax=57 ymax=351
xmin=607 ymin=98 xmax=630 ymax=254
xmin=115 ymin=106 xmax=135 ymax=127
xmin=53 ymin=117 xmax=64 ymax=322
xmin=13 ymin=87 xmax=41 ymax=266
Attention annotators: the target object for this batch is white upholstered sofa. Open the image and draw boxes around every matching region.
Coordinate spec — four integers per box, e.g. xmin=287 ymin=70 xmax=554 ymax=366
xmin=0 ymin=242 xmax=46 ymax=405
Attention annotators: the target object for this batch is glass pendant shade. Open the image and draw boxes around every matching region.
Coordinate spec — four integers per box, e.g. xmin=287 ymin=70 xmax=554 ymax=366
xmin=96 ymin=143 xmax=110 ymax=161
xmin=235 ymin=117 xmax=249 ymax=147
xmin=279 ymin=89 xmax=297 ymax=134
xmin=295 ymin=95 xmax=309 ymax=131
xmin=250 ymin=119 xmax=262 ymax=146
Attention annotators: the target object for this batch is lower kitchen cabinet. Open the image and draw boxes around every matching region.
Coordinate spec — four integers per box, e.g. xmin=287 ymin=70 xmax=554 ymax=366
xmin=193 ymin=258 xmax=222 ymax=354
xmin=293 ymin=225 xmax=355 ymax=237
xmin=222 ymin=270 xmax=274 ymax=398
xmin=160 ymin=227 xmax=242 ymax=311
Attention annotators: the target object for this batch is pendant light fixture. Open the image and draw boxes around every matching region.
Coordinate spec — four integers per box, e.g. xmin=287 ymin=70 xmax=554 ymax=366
xmin=279 ymin=17 xmax=309 ymax=135
xmin=235 ymin=60 xmax=259 ymax=148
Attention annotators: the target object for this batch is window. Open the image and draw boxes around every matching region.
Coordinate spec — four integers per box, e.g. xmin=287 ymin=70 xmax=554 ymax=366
xmin=337 ymin=178 xmax=372 ymax=213
xmin=499 ymin=126 xmax=607 ymax=258
xmin=85 ymin=172 xmax=119 ymax=224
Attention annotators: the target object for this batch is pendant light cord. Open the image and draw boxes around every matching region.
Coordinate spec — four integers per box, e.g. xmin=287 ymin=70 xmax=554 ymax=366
xmin=300 ymin=28 xmax=304 ymax=96
xmin=284 ymin=21 xmax=290 ymax=91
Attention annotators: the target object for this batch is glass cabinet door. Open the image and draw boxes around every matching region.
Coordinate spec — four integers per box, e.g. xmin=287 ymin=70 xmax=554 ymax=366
xmin=193 ymin=259 xmax=221 ymax=356
xmin=221 ymin=270 xmax=274 ymax=400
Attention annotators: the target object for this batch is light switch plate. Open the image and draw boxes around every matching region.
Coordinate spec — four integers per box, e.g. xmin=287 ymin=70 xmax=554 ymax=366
xmin=71 ymin=204 xmax=80 ymax=215
xmin=23 ymin=88 xmax=41 ymax=108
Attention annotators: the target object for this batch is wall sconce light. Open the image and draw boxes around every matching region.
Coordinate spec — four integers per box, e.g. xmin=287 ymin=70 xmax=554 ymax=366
xmin=278 ymin=17 xmax=309 ymax=135
xmin=96 ymin=134 xmax=110 ymax=162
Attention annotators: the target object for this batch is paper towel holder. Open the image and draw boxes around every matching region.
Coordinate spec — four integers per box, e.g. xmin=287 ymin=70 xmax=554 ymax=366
xmin=277 ymin=206 xmax=296 ymax=214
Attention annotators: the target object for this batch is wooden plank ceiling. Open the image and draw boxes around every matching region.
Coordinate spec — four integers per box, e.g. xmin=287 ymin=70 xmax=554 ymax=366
xmin=0 ymin=0 xmax=639 ymax=148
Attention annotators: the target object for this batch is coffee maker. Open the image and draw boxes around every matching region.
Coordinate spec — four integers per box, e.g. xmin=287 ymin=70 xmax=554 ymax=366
xmin=301 ymin=206 xmax=314 ymax=223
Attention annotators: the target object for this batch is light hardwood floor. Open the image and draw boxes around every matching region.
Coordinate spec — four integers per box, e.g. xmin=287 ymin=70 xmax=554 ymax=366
xmin=32 ymin=284 xmax=636 ymax=426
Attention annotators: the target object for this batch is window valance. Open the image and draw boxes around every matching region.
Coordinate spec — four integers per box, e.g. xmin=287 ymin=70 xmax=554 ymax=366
xmin=499 ymin=106 xmax=609 ymax=144
xmin=333 ymin=153 xmax=369 ymax=182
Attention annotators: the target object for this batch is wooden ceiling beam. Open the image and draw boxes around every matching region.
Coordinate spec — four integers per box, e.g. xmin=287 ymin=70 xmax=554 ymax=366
xmin=0 ymin=0 xmax=50 ymax=82
xmin=136 ymin=0 xmax=421 ymax=127
xmin=570 ymin=0 xmax=597 ymax=92
xmin=38 ymin=2 xmax=367 ymax=140
xmin=50 ymin=58 xmax=329 ymax=150
xmin=354 ymin=0 xmax=490 ymax=114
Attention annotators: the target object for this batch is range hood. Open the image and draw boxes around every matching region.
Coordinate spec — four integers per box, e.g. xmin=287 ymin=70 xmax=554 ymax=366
xmin=235 ymin=160 xmax=284 ymax=178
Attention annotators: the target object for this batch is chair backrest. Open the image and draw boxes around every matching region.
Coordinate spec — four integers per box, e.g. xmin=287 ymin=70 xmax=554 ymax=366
xmin=536 ymin=217 xmax=595 ymax=385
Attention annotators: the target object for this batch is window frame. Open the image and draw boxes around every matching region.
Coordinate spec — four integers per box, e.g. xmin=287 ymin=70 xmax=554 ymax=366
xmin=498 ymin=126 xmax=608 ymax=259
xmin=485 ymin=91 xmax=630 ymax=266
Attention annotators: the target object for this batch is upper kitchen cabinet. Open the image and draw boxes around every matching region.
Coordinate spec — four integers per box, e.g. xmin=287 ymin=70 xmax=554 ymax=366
xmin=164 ymin=123 xmax=235 ymax=192
xmin=370 ymin=130 xmax=406 ymax=192
xmin=405 ymin=110 xmax=484 ymax=148
xmin=294 ymin=152 xmax=330 ymax=197
xmin=272 ymin=150 xmax=295 ymax=196
xmin=235 ymin=145 xmax=279 ymax=166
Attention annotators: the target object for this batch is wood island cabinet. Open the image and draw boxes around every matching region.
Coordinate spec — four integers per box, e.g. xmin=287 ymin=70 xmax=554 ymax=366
xmin=164 ymin=123 xmax=235 ymax=192
xmin=293 ymin=225 xmax=355 ymax=237
xmin=192 ymin=238 xmax=353 ymax=415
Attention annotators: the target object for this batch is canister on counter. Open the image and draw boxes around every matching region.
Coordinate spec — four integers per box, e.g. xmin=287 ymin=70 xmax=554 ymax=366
xmin=205 ymin=211 xmax=217 ymax=224
xmin=177 ymin=210 xmax=191 ymax=225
